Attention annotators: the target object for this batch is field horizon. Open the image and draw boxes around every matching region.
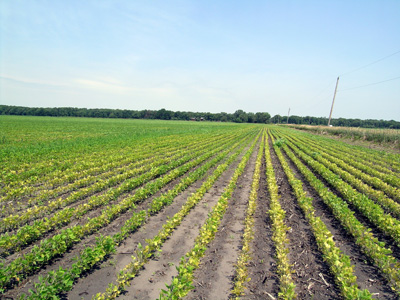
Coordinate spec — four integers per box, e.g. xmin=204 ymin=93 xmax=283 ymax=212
xmin=1 ymin=116 xmax=400 ymax=299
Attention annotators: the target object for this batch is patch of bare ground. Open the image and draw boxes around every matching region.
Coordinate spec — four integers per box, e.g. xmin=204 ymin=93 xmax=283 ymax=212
xmin=67 ymin=143 xmax=250 ymax=300
xmin=281 ymin=148 xmax=398 ymax=299
xmin=269 ymin=141 xmax=340 ymax=300
xmin=184 ymin=140 xmax=259 ymax=300
xmin=242 ymin=158 xmax=279 ymax=300
xmin=3 ymin=150 xmax=227 ymax=299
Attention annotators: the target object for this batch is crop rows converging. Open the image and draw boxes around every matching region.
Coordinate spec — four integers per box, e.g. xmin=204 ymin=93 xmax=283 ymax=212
xmin=1 ymin=116 xmax=400 ymax=300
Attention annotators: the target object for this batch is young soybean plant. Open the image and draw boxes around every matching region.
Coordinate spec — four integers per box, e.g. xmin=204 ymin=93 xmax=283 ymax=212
xmin=158 ymin=131 xmax=261 ymax=299
xmin=231 ymin=130 xmax=265 ymax=298
xmin=270 ymin=131 xmax=372 ymax=300
xmin=264 ymin=132 xmax=296 ymax=300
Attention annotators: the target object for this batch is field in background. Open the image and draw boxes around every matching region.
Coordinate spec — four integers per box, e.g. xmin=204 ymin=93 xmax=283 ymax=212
xmin=1 ymin=116 xmax=400 ymax=300
xmin=287 ymin=124 xmax=400 ymax=151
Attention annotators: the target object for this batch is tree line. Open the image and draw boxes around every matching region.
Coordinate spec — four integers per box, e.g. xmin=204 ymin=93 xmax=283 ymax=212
xmin=0 ymin=105 xmax=399 ymax=128
xmin=0 ymin=106 xmax=270 ymax=123
xmin=280 ymin=115 xmax=400 ymax=129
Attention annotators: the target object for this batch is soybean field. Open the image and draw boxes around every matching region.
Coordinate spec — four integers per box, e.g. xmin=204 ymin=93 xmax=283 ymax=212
xmin=1 ymin=116 xmax=400 ymax=300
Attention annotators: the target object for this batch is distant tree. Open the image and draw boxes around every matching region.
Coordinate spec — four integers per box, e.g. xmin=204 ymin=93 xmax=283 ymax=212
xmin=271 ymin=114 xmax=282 ymax=124
xmin=155 ymin=108 xmax=173 ymax=120
xmin=255 ymin=112 xmax=271 ymax=123
xmin=141 ymin=110 xmax=156 ymax=119
xmin=204 ymin=112 xmax=213 ymax=121
xmin=174 ymin=111 xmax=188 ymax=120
xmin=288 ymin=115 xmax=302 ymax=124
xmin=2 ymin=105 xmax=399 ymax=128
xmin=233 ymin=109 xmax=248 ymax=123
xmin=247 ymin=112 xmax=255 ymax=123
xmin=220 ymin=112 xmax=229 ymax=122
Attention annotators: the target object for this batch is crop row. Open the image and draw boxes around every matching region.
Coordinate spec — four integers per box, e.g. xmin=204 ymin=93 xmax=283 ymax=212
xmin=0 ymin=131 xmax=254 ymax=292
xmin=0 ymin=132 xmax=235 ymax=212
xmin=157 ymin=130 xmax=260 ymax=299
xmin=1 ymin=148 xmax=151 ymax=201
xmin=281 ymin=135 xmax=400 ymax=247
xmin=2 ymin=130 xmax=249 ymax=254
xmin=0 ymin=132 xmax=236 ymax=232
xmin=264 ymin=132 xmax=295 ymax=300
xmin=289 ymin=131 xmax=400 ymax=190
xmin=1 ymin=132 xmax=181 ymax=189
xmin=1 ymin=129 xmax=241 ymax=199
xmin=0 ymin=138 xmax=225 ymax=255
xmin=285 ymin=135 xmax=400 ymax=220
xmin=230 ymin=130 xmax=265 ymax=298
xmin=270 ymin=129 xmax=400 ymax=295
xmin=270 ymin=131 xmax=372 ymax=299
xmin=291 ymin=129 xmax=400 ymax=182
xmin=92 ymin=131 xmax=261 ymax=299
xmin=17 ymin=130 xmax=256 ymax=299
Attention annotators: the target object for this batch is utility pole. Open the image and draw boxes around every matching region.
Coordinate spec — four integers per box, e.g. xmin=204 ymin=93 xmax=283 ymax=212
xmin=287 ymin=108 xmax=290 ymax=124
xmin=328 ymin=77 xmax=339 ymax=126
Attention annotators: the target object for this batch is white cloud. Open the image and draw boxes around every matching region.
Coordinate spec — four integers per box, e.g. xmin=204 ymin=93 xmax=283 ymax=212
xmin=73 ymin=78 xmax=129 ymax=94
xmin=0 ymin=74 xmax=67 ymax=88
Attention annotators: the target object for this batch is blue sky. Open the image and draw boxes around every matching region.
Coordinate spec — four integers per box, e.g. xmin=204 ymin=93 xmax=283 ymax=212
xmin=1 ymin=1 xmax=399 ymax=120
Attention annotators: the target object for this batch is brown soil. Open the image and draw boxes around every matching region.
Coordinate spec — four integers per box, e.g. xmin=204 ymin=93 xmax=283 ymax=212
xmin=185 ymin=140 xmax=259 ymax=300
xmin=3 ymin=133 xmax=400 ymax=300
xmin=3 ymin=148 xmax=232 ymax=299
xmin=285 ymin=143 xmax=400 ymax=262
xmin=281 ymin=148 xmax=398 ymax=299
xmin=243 ymin=159 xmax=279 ymax=299
xmin=67 ymin=142 xmax=250 ymax=300
xmin=269 ymin=141 xmax=341 ymax=300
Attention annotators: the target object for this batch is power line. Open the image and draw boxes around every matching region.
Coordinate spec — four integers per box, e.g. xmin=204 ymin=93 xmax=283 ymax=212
xmin=339 ymin=75 xmax=400 ymax=91
xmin=339 ymin=49 xmax=400 ymax=77
xmin=291 ymin=79 xmax=336 ymax=111
xmin=290 ymin=50 xmax=399 ymax=116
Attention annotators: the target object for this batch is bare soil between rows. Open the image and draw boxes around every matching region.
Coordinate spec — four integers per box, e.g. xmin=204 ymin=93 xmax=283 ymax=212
xmin=185 ymin=139 xmax=259 ymax=300
xmin=280 ymin=145 xmax=398 ymax=299
xmin=70 ymin=140 xmax=252 ymax=300
xmin=3 ymin=132 xmax=400 ymax=300
xmin=3 ymin=143 xmax=239 ymax=299
xmin=269 ymin=140 xmax=341 ymax=300
xmin=118 ymin=139 xmax=259 ymax=299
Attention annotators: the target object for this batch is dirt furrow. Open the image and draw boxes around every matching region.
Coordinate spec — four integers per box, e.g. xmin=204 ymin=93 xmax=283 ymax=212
xmin=243 ymin=158 xmax=279 ymax=299
xmin=4 ymin=149 xmax=228 ymax=299
xmin=281 ymin=149 xmax=398 ymax=299
xmin=184 ymin=139 xmax=259 ymax=300
xmin=67 ymin=143 xmax=249 ymax=300
xmin=269 ymin=140 xmax=340 ymax=300
xmin=287 ymin=143 xmax=400 ymax=262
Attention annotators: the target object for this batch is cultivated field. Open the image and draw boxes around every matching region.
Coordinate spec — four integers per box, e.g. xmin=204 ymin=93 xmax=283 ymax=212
xmin=287 ymin=124 xmax=400 ymax=151
xmin=1 ymin=116 xmax=400 ymax=299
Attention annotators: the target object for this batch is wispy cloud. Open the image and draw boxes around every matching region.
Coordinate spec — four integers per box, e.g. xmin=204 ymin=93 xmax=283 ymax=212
xmin=73 ymin=78 xmax=130 ymax=94
xmin=0 ymin=75 xmax=68 ymax=90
